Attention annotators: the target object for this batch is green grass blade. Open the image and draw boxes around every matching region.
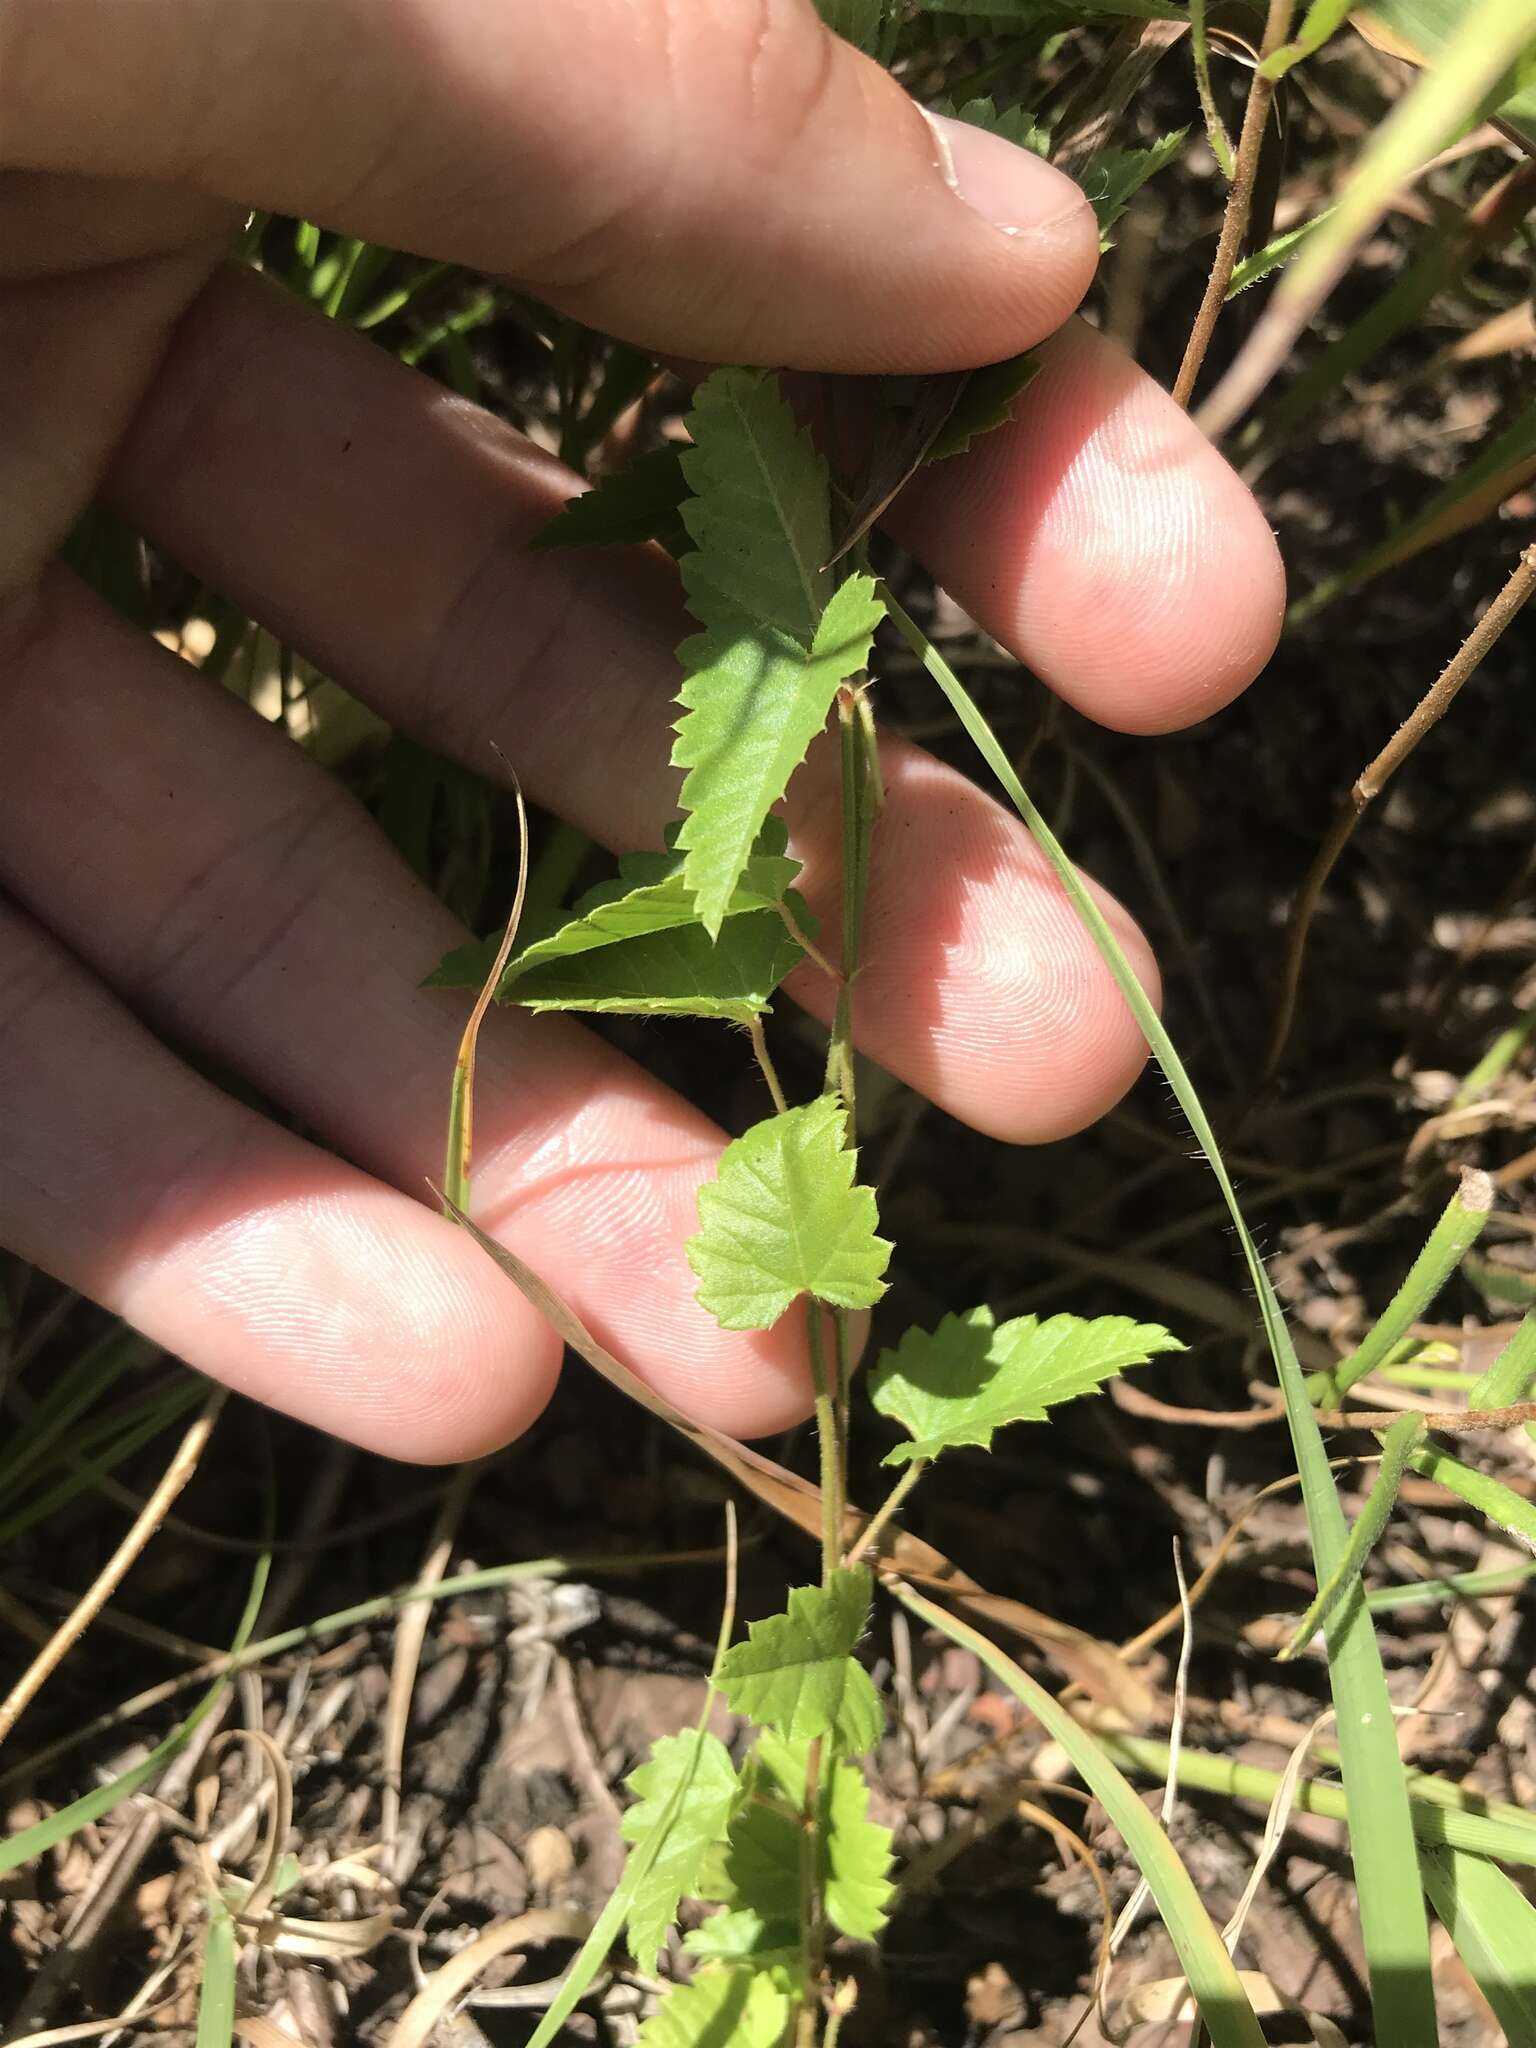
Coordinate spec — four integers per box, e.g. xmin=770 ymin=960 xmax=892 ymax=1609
xmin=0 ymin=1541 xmax=270 ymax=1876
xmin=1407 ymin=1442 xmax=1536 ymax=1550
xmin=0 ymin=1325 xmax=156 ymax=1495
xmin=1309 ymin=1170 xmax=1491 ymax=1405
xmin=1367 ymin=1558 xmax=1536 ymax=1611
xmin=1099 ymin=1733 xmax=1536 ymax=1867
xmin=1420 ymin=1843 xmax=1536 ymax=2041
xmin=1468 ymin=1311 xmax=1536 ymax=1411
xmin=196 ymin=1901 xmax=238 ymax=2048
xmin=0 ymin=1374 xmax=207 ymax=1546
xmin=893 ymin=1583 xmax=1265 ymax=2048
xmin=1281 ymin=1414 xmax=1426 ymax=1657
xmin=883 ymin=590 xmax=1439 ymax=2044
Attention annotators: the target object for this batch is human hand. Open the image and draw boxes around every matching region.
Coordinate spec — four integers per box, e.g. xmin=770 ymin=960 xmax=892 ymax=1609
xmin=0 ymin=0 xmax=1284 ymax=1459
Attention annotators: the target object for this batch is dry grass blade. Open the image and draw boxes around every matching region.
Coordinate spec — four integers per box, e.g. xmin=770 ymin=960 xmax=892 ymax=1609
xmin=1267 ymin=544 xmax=1536 ymax=1076
xmin=438 ymin=1194 xmax=1152 ymax=1713
xmin=385 ymin=1906 xmax=593 ymax=2048
xmin=1108 ymin=1542 xmax=1195 ymax=1956
xmin=442 ymin=763 xmax=527 ymax=1214
xmin=207 ymin=1729 xmax=294 ymax=1932
xmin=0 ymin=1387 xmax=226 ymax=1749
xmin=380 ymin=1462 xmax=478 ymax=1873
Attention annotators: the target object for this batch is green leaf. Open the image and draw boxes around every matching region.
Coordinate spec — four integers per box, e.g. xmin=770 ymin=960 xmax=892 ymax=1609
xmin=1420 ymin=1842 xmax=1536 ymax=2043
xmin=636 ymin=1967 xmax=794 ymax=2048
xmin=717 ymin=1567 xmax=883 ymax=1752
xmin=699 ymin=1732 xmax=892 ymax=1950
xmin=870 ymin=1305 xmax=1182 ymax=1466
xmin=925 ymin=353 xmax=1041 ymax=463
xmin=1226 ymin=210 xmax=1334 ymax=296
xmin=934 ymin=95 xmax=1052 ymax=155
xmin=529 ymin=446 xmax=690 ymax=556
xmin=687 ymin=1098 xmax=891 ymax=1332
xmin=670 ymin=368 xmax=884 ymax=935
xmin=620 ymin=1731 xmax=742 ymax=1972
xmin=427 ymin=821 xmax=811 ymax=1021
xmin=1077 ymin=131 xmax=1188 ymax=239
xmin=823 ymin=1746 xmax=896 ymax=1940
xmin=931 ymin=98 xmax=1186 ymax=246
xmin=816 ymin=0 xmax=902 ymax=56
xmin=682 ymin=1906 xmax=802 ymax=1977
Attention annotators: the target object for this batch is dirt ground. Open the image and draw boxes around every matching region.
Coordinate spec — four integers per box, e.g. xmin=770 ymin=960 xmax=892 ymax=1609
xmin=3 ymin=35 xmax=1534 ymax=2048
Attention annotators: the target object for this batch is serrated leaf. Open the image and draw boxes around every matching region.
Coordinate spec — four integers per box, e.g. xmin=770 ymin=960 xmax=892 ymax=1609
xmin=512 ymin=909 xmax=805 ymax=1020
xmin=700 ymin=1732 xmax=892 ymax=1951
xmin=718 ymin=1568 xmax=882 ymax=1752
xmin=925 ymin=352 xmax=1041 ymax=463
xmin=816 ymin=0 xmax=902 ymax=56
xmin=529 ymin=446 xmax=690 ymax=556
xmin=636 ymin=1967 xmax=794 ymax=2048
xmin=620 ymin=1731 xmax=742 ymax=1973
xmin=670 ymin=368 xmax=884 ymax=935
xmin=426 ymin=821 xmax=811 ymax=1020
xmin=1077 ymin=131 xmax=1188 ymax=239
xmin=935 ymin=95 xmax=1053 ymax=155
xmin=822 ymin=1747 xmax=895 ymax=1940
xmin=687 ymin=1098 xmax=890 ymax=1331
xmin=871 ymin=1306 xmax=1183 ymax=1466
xmin=933 ymin=97 xmax=1186 ymax=246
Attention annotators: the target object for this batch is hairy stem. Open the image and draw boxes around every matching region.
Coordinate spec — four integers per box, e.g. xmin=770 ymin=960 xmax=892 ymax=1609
xmin=747 ymin=1014 xmax=789 ymax=1115
xmin=843 ymin=1457 xmax=927 ymax=1568
xmin=806 ymin=1305 xmax=844 ymax=1586
xmin=1172 ymin=0 xmax=1296 ymax=408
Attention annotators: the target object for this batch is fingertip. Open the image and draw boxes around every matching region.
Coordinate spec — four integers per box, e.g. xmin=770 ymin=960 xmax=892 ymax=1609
xmin=787 ymin=741 xmax=1159 ymax=1145
xmin=121 ymin=1170 xmax=566 ymax=1463
xmin=890 ymin=319 xmax=1286 ymax=732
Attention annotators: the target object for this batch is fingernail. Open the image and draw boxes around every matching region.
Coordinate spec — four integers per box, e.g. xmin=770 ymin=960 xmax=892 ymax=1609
xmin=924 ymin=110 xmax=1090 ymax=238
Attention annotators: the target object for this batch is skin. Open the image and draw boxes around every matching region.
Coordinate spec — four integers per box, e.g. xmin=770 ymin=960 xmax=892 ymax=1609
xmin=0 ymin=0 xmax=1286 ymax=1462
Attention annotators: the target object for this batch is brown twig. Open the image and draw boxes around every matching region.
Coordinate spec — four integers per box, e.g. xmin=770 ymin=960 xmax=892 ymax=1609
xmin=1266 ymin=543 xmax=1536 ymax=1079
xmin=0 ymin=1388 xmax=226 ymax=1749
xmin=1171 ymin=0 xmax=1296 ymax=409
xmin=1316 ymin=1399 xmax=1536 ymax=1433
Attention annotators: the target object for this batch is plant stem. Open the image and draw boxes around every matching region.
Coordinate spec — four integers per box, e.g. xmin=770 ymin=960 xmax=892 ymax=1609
xmin=1172 ymin=0 xmax=1296 ymax=407
xmin=806 ymin=1304 xmax=843 ymax=1586
xmin=844 ymin=1458 xmax=927 ymax=1568
xmin=747 ymin=1014 xmax=789 ymax=1114
xmin=825 ymin=686 xmax=873 ymax=1111
xmin=796 ymin=1737 xmax=826 ymax=2048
